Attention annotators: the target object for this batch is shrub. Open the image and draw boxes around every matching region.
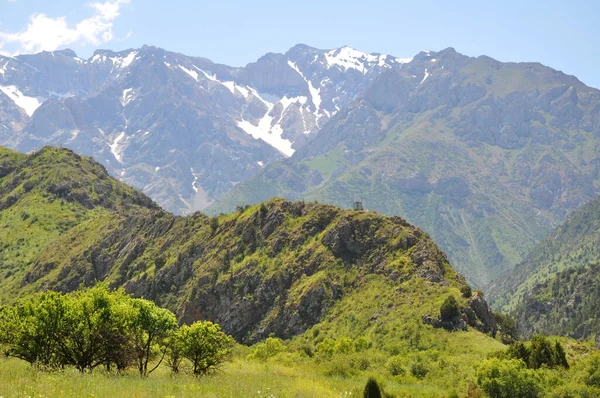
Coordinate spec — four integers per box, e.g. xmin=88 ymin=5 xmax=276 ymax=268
xmin=507 ymin=342 xmax=530 ymax=364
xmin=583 ymin=353 xmax=600 ymax=388
xmin=410 ymin=360 xmax=429 ymax=379
xmin=316 ymin=338 xmax=336 ymax=359
xmin=476 ymin=358 xmax=542 ymax=398
xmin=553 ymin=340 xmax=569 ymax=369
xmin=548 ymin=384 xmax=600 ymax=398
xmin=353 ymin=336 xmax=371 ymax=352
xmin=495 ymin=313 xmax=518 ymax=342
xmin=440 ymin=295 xmax=460 ymax=322
xmin=248 ymin=337 xmax=287 ymax=361
xmin=529 ymin=335 xmax=558 ymax=369
xmin=363 ymin=377 xmax=383 ymax=398
xmin=209 ymin=217 xmax=219 ymax=232
xmin=387 ymin=355 xmax=406 ymax=376
xmin=323 ymin=356 xmax=358 ymax=378
xmin=461 ymin=285 xmax=472 ymax=298
xmin=259 ymin=203 xmax=268 ymax=215
xmin=506 ymin=336 xmax=568 ymax=370
xmin=334 ymin=337 xmax=354 ymax=354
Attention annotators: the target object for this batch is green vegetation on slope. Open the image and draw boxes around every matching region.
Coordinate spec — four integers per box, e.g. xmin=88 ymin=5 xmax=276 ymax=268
xmin=489 ymin=195 xmax=600 ymax=313
xmin=514 ymin=263 xmax=600 ymax=340
xmin=0 ymin=146 xmax=156 ymax=301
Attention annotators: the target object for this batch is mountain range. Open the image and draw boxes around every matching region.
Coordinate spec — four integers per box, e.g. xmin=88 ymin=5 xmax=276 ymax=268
xmin=0 ymin=44 xmax=409 ymax=214
xmin=2 ymin=44 xmax=600 ymax=288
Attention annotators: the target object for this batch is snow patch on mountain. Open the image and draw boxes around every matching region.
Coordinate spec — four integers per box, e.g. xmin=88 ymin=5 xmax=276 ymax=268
xmin=287 ymin=60 xmax=322 ymax=122
xmin=237 ymin=100 xmax=294 ymax=157
xmin=111 ymin=52 xmax=138 ymax=69
xmin=325 ymin=47 xmax=378 ymax=74
xmin=109 ymin=132 xmax=127 ymax=163
xmin=0 ymin=61 xmax=9 ymax=76
xmin=121 ymin=88 xmax=134 ymax=106
xmin=0 ymin=85 xmax=44 ymax=116
xmin=395 ymin=57 xmax=413 ymax=64
xmin=222 ymin=81 xmax=250 ymax=98
xmin=193 ymin=66 xmax=251 ymax=98
xmin=179 ymin=65 xmax=199 ymax=82
xmin=190 ymin=168 xmax=200 ymax=193
xmin=420 ymin=69 xmax=430 ymax=84
xmin=194 ymin=66 xmax=217 ymax=81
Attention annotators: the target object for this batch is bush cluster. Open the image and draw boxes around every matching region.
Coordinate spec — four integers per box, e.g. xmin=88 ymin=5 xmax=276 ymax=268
xmin=440 ymin=295 xmax=460 ymax=322
xmin=505 ymin=335 xmax=569 ymax=370
xmin=0 ymin=285 xmax=234 ymax=376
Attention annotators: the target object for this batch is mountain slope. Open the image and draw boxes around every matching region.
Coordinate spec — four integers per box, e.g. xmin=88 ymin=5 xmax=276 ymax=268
xmin=0 ymin=45 xmax=409 ymax=214
xmin=513 ymin=263 xmax=600 ymax=340
xmin=0 ymin=146 xmax=157 ymax=298
xmin=488 ymin=195 xmax=600 ymax=313
xmin=0 ymin=146 xmax=500 ymax=348
xmin=209 ymin=48 xmax=600 ymax=287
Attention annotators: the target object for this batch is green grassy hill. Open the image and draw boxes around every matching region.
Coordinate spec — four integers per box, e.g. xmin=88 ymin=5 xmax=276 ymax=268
xmin=0 ymin=146 xmax=156 ymax=300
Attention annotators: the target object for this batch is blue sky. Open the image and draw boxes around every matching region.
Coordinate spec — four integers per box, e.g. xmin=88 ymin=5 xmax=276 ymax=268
xmin=1 ymin=0 xmax=599 ymax=88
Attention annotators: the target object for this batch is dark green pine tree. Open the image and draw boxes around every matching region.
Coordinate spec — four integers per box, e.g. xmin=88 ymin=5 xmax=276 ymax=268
xmin=364 ymin=377 xmax=382 ymax=398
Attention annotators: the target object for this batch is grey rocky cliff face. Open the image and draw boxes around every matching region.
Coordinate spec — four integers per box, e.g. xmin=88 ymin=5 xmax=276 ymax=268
xmin=0 ymin=44 xmax=408 ymax=214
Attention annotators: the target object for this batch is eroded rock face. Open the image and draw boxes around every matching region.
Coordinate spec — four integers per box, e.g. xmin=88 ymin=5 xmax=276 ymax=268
xmin=468 ymin=292 xmax=498 ymax=336
xmin=422 ymin=292 xmax=498 ymax=336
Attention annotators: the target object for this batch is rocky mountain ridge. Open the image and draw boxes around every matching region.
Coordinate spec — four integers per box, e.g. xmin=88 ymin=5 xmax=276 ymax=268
xmin=0 ymin=44 xmax=410 ymax=214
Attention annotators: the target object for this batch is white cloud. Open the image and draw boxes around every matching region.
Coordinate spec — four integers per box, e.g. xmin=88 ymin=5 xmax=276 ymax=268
xmin=0 ymin=0 xmax=130 ymax=55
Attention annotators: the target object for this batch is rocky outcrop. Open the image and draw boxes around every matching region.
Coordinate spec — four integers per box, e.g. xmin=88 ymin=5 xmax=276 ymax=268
xmin=422 ymin=292 xmax=498 ymax=336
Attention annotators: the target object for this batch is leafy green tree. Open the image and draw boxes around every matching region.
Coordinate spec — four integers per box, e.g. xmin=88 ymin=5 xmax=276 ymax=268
xmin=315 ymin=338 xmax=336 ymax=359
xmin=495 ymin=313 xmax=518 ymax=342
xmin=0 ymin=305 xmax=18 ymax=353
xmin=363 ymin=377 xmax=383 ymax=398
xmin=548 ymin=383 xmax=600 ymax=398
xmin=334 ymin=337 xmax=354 ymax=354
xmin=529 ymin=335 xmax=556 ymax=369
xmin=165 ymin=332 xmax=185 ymax=374
xmin=55 ymin=286 xmax=130 ymax=373
xmin=440 ymin=295 xmax=460 ymax=322
xmin=507 ymin=342 xmax=531 ymax=364
xmin=177 ymin=321 xmax=235 ymax=375
xmin=477 ymin=358 xmax=542 ymax=398
xmin=553 ymin=340 xmax=569 ymax=369
xmin=5 ymin=292 xmax=65 ymax=368
xmin=461 ymin=285 xmax=472 ymax=298
xmin=130 ymin=298 xmax=177 ymax=376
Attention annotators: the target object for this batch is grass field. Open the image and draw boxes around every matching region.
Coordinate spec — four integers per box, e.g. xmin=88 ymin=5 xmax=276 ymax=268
xmin=0 ymin=356 xmax=453 ymax=398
